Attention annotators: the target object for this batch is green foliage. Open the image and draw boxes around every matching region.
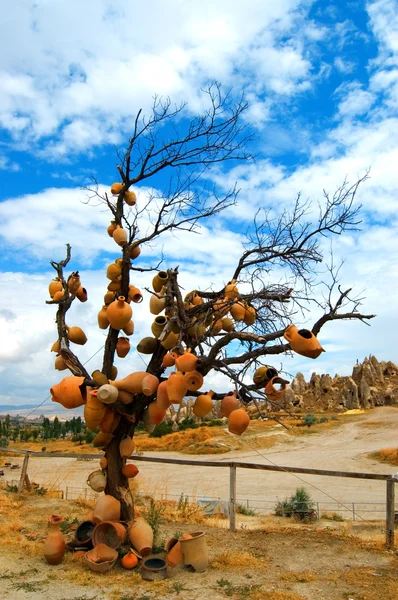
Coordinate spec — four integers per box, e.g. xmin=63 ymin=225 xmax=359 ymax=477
xmin=319 ymin=416 xmax=328 ymax=423
xmin=303 ymin=413 xmax=318 ymax=427
xmin=149 ymin=421 xmax=173 ymax=438
xmin=274 ymin=487 xmax=316 ymax=522
xmin=0 ymin=437 xmax=9 ymax=448
xmin=59 ymin=517 xmax=79 ymax=533
xmin=142 ymin=498 xmax=165 ymax=547
xmin=236 ymin=502 xmax=256 ymax=516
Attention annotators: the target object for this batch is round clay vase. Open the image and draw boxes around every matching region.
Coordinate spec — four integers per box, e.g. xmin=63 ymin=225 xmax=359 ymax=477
xmin=107 ymin=278 xmax=121 ymax=292
xmin=166 ymin=371 xmax=187 ymax=403
xmin=92 ymin=431 xmax=113 ymax=448
xmin=253 ymin=365 xmax=278 ymax=385
xmin=67 ymin=273 xmax=81 ymax=294
xmin=49 ymin=279 xmax=63 ymax=298
xmin=104 ymin=291 xmax=115 ymax=305
xmin=97 ymin=384 xmax=118 ymax=404
xmin=137 ymin=337 xmax=158 ymax=354
xmin=148 ymin=400 xmax=167 ymax=425
xmin=110 ymin=182 xmax=123 ymax=195
xmin=99 ymin=457 xmax=107 ymax=469
xmin=180 ymin=531 xmax=208 ymax=572
xmin=175 ymin=349 xmax=198 ymax=373
xmin=119 ymin=435 xmax=135 ymax=458
xmin=184 ymin=371 xmax=204 ymax=392
xmin=152 ymin=271 xmax=168 ymax=293
xmin=161 ymin=330 xmax=179 ymax=350
xmin=283 ymin=324 xmax=325 ymax=359
xmin=156 ymin=380 xmax=170 ymax=410
xmin=243 ymin=305 xmax=256 ymax=326
xmin=129 ymin=245 xmax=141 ymax=260
xmin=124 ymin=190 xmax=137 ymax=206
xmin=98 ymin=306 xmax=110 ymax=330
xmin=67 ymin=326 xmax=87 ymax=345
xmin=151 ymin=315 xmax=168 ymax=339
xmin=211 ymin=318 xmax=223 ymax=334
xmin=84 ymin=391 xmax=107 ymax=430
xmin=44 ymin=514 xmax=66 ymax=565
xmin=54 ymin=355 xmax=67 ymax=371
xmin=107 ymin=221 xmax=117 ymax=237
xmin=51 ymin=339 xmax=60 ymax=353
xmin=224 ymin=280 xmax=239 ymax=300
xmin=123 ymin=320 xmax=135 ymax=335
xmin=92 ymin=370 xmax=108 ymax=386
xmin=52 ymin=290 xmax=65 ymax=301
xmin=50 ymin=376 xmax=86 ymax=409
xmin=87 ymin=470 xmax=107 ymax=493
xmin=149 ymin=291 xmax=166 ymax=315
xmin=106 ymin=296 xmax=132 ymax=330
xmin=113 ymin=227 xmax=128 ymax=246
xmin=221 ymin=317 xmax=234 ymax=333
xmin=122 ymin=463 xmax=139 ymax=478
xmin=128 ymin=285 xmax=143 ymax=303
xmin=228 ymin=408 xmax=250 ymax=436
xmin=162 ymin=352 xmax=176 ymax=368
xmin=116 ymin=337 xmax=131 ymax=358
xmin=230 ymin=301 xmax=246 ymax=322
xmin=193 ymin=391 xmax=214 ymax=417
xmin=106 ymin=263 xmax=122 ymax=281
xmin=93 ymin=495 xmax=121 ymax=524
xmin=129 ymin=517 xmax=153 ymax=556
xmin=220 ymin=391 xmax=239 ymax=417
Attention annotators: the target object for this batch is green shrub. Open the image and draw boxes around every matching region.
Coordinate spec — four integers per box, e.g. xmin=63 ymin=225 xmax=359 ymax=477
xmin=274 ymin=487 xmax=316 ymax=522
xmin=149 ymin=422 xmax=173 ymax=438
xmin=319 ymin=416 xmax=328 ymax=423
xmin=303 ymin=413 xmax=317 ymax=427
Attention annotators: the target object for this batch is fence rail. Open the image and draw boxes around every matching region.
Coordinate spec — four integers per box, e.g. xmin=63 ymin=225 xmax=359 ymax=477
xmin=0 ymin=447 xmax=397 ymax=548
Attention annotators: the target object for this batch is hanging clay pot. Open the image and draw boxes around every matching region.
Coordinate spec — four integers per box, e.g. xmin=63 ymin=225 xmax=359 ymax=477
xmin=128 ymin=517 xmax=153 ymax=556
xmin=106 ymin=263 xmax=122 ymax=281
xmin=137 ymin=337 xmax=158 ymax=354
xmin=44 ymin=514 xmax=66 ymax=565
xmin=108 ymin=278 xmax=121 ymax=292
xmin=92 ymin=521 xmax=126 ymax=549
xmin=104 ymin=291 xmax=115 ymax=305
xmin=213 ymin=297 xmax=230 ymax=317
xmin=243 ymin=305 xmax=256 ymax=326
xmin=128 ymin=285 xmax=143 ymax=303
xmin=221 ymin=317 xmax=234 ymax=333
xmin=228 ymin=408 xmax=250 ymax=436
xmin=149 ymin=290 xmax=166 ymax=315
xmin=117 ymin=389 xmax=134 ymax=405
xmin=109 ymin=371 xmax=147 ymax=394
xmin=97 ymin=384 xmax=118 ymax=404
xmin=119 ymin=436 xmax=134 ymax=458
xmin=166 ymin=372 xmax=187 ymax=403
xmin=148 ymin=400 xmax=167 ymax=425
xmin=184 ymin=371 xmax=204 ymax=392
xmin=151 ymin=315 xmax=168 ymax=338
xmin=180 ymin=531 xmax=208 ymax=572
xmin=230 ymin=301 xmax=246 ymax=322
xmin=156 ymin=380 xmax=170 ymax=410
xmin=53 ymin=290 xmax=65 ymax=301
xmin=193 ymin=391 xmax=214 ymax=418
xmin=123 ymin=320 xmax=135 ymax=335
xmin=284 ymin=324 xmax=325 ymax=359
xmin=54 ymin=355 xmax=67 ymax=371
xmin=116 ymin=337 xmax=131 ymax=358
xmin=111 ymin=182 xmax=123 ymax=195
xmin=161 ymin=330 xmax=179 ymax=350
xmin=67 ymin=272 xmax=81 ymax=294
xmin=98 ymin=306 xmax=110 ymax=329
xmin=99 ymin=457 xmax=107 ymax=469
xmin=107 ymin=221 xmax=117 ymax=237
xmin=175 ymin=348 xmax=197 ymax=373
xmin=224 ymin=280 xmax=239 ymax=300
xmin=265 ymin=376 xmax=287 ymax=402
xmin=110 ymin=365 xmax=118 ymax=379
xmin=253 ymin=365 xmax=278 ymax=385
xmin=162 ymin=352 xmax=176 ymax=368
xmin=142 ymin=408 xmax=156 ymax=433
xmin=51 ymin=376 xmax=86 ymax=409
xmin=67 ymin=326 xmax=87 ymax=345
xmin=152 ymin=271 xmax=168 ymax=293
xmin=142 ymin=373 xmax=160 ymax=396
xmin=84 ymin=391 xmax=107 ymax=430
xmin=51 ymin=340 xmax=60 ymax=353
xmin=107 ymin=296 xmax=132 ymax=330
xmin=76 ymin=286 xmax=88 ymax=302
xmin=92 ymin=431 xmax=113 ymax=448
xmin=87 ymin=470 xmax=107 ymax=493
xmin=113 ymin=227 xmax=128 ymax=246
xmin=49 ymin=279 xmax=63 ymax=298
xmin=220 ymin=391 xmax=240 ymax=417
xmin=210 ymin=319 xmax=223 ymax=334
xmin=91 ymin=370 xmax=108 ymax=386
xmin=129 ymin=245 xmax=141 ymax=260
xmin=122 ymin=464 xmax=139 ymax=478
xmin=124 ymin=190 xmax=137 ymax=206
xmin=99 ymin=407 xmax=120 ymax=433
xmin=93 ymin=495 xmax=121 ymax=523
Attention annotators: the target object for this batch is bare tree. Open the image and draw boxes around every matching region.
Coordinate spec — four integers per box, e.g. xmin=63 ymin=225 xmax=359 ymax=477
xmin=47 ymin=85 xmax=375 ymax=521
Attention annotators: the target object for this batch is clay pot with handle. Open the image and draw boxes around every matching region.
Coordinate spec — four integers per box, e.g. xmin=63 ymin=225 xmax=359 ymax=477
xmin=283 ymin=324 xmax=325 ymax=359
xmin=44 ymin=514 xmax=66 ymax=565
xmin=87 ymin=470 xmax=107 ymax=493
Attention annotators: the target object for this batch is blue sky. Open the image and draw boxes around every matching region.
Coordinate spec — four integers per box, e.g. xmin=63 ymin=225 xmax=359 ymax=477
xmin=1 ymin=0 xmax=397 ymax=407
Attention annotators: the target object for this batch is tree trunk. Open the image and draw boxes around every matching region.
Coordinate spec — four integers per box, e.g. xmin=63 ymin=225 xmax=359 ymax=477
xmin=104 ymin=417 xmax=135 ymax=522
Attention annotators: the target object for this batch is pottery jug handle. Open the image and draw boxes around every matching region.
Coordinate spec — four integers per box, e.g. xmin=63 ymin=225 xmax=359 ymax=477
xmin=284 ymin=326 xmax=293 ymax=341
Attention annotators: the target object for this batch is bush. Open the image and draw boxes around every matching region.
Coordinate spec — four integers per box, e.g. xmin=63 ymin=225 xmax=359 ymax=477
xmin=319 ymin=416 xmax=328 ymax=423
xmin=149 ymin=422 xmax=173 ymax=438
xmin=303 ymin=414 xmax=318 ymax=427
xmin=274 ymin=487 xmax=317 ymax=522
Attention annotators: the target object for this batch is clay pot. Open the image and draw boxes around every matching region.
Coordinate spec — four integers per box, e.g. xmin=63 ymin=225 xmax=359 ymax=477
xmin=87 ymin=470 xmax=107 ymax=493
xmin=92 ymin=521 xmax=126 ymax=549
xmin=128 ymin=517 xmax=153 ymax=556
xmin=142 ymin=373 xmax=160 ymax=396
xmin=156 ymin=380 xmax=170 ymax=410
xmin=49 ymin=279 xmax=63 ymax=298
xmin=54 ymin=355 xmax=67 ymax=371
xmin=110 ymin=365 xmax=118 ymax=380
xmin=96 ymin=384 xmax=118 ymax=404
xmin=220 ymin=391 xmax=239 ymax=417
xmin=107 ymin=296 xmax=132 ymax=330
xmin=166 ymin=371 xmax=187 ymax=403
xmin=106 ymin=263 xmax=122 ymax=281
xmin=99 ymin=457 xmax=107 ymax=469
xmin=193 ymin=391 xmax=214 ymax=417
xmin=128 ymin=285 xmax=143 ymax=303
xmin=224 ymin=280 xmax=239 ymax=300
xmin=180 ymin=531 xmax=208 ymax=572
xmin=113 ymin=227 xmax=128 ymax=246
xmin=284 ymin=324 xmax=325 ymax=359
xmin=151 ymin=315 xmax=168 ymax=338
xmin=84 ymin=545 xmax=118 ymax=572
xmin=116 ymin=337 xmax=130 ymax=358
xmin=243 ymin=305 xmax=256 ymax=326
xmin=111 ymin=182 xmax=123 ymax=195
xmin=117 ymin=389 xmax=134 ymax=405
xmin=142 ymin=408 xmax=155 ymax=433
xmin=230 ymin=301 xmax=246 ymax=322
xmin=175 ymin=349 xmax=198 ymax=373
xmin=221 ymin=317 xmax=234 ymax=333
xmin=228 ymin=408 xmax=250 ymax=436
xmin=74 ymin=521 xmax=95 ymax=547
xmin=184 ymin=371 xmax=204 ymax=392
xmin=210 ymin=319 xmax=223 ymax=334
xmin=129 ymin=245 xmax=141 ymax=260
xmin=98 ymin=306 xmax=110 ymax=329
xmin=51 ymin=376 xmax=86 ymax=409
xmin=53 ymin=290 xmax=65 ymax=301
xmin=123 ymin=320 xmax=135 ymax=335
xmin=122 ymin=463 xmax=139 ymax=478
xmin=51 ymin=340 xmax=60 ymax=353
xmin=76 ymin=286 xmax=88 ymax=302
xmin=93 ymin=495 xmax=121 ymax=524
xmin=162 ymin=352 xmax=176 ymax=368
xmin=119 ymin=436 xmax=134 ymax=458
xmin=67 ymin=326 xmax=87 ymax=345
xmin=109 ymin=371 xmax=147 ymax=394
xmin=84 ymin=392 xmax=107 ymax=430
xmin=141 ymin=557 xmax=168 ymax=581
xmin=152 ymin=271 xmax=168 ymax=293
xmin=149 ymin=288 xmax=166 ymax=315
xmin=99 ymin=407 xmax=120 ymax=433
xmin=91 ymin=370 xmax=108 ymax=386
xmin=253 ymin=365 xmax=278 ymax=385
xmin=107 ymin=278 xmax=121 ymax=292
xmin=213 ymin=297 xmax=230 ymax=317
xmin=137 ymin=337 xmax=158 ymax=354
xmin=68 ymin=273 xmax=81 ymax=294
xmin=104 ymin=291 xmax=115 ymax=305
xmin=148 ymin=400 xmax=167 ymax=425
xmin=107 ymin=221 xmax=117 ymax=237
xmin=165 ymin=537 xmax=184 ymax=567
xmin=44 ymin=514 xmax=66 ymax=565
xmin=92 ymin=431 xmax=113 ymax=448
xmin=124 ymin=190 xmax=137 ymax=206
xmin=265 ymin=376 xmax=287 ymax=401
xmin=161 ymin=330 xmax=180 ymax=350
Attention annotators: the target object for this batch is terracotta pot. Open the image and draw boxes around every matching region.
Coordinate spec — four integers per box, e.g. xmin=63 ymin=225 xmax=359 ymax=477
xmin=51 ymin=376 xmax=86 ymax=409
xmin=111 ymin=182 xmax=123 ymax=195
xmin=84 ymin=392 xmax=107 ymax=430
xmin=124 ymin=190 xmax=137 ymax=206
xmin=107 ymin=278 xmax=121 ymax=292
xmin=67 ymin=326 xmax=87 ymax=345
xmin=165 ymin=538 xmax=184 ymax=567
xmin=152 ymin=271 xmax=168 ymax=293
xmin=97 ymin=384 xmax=118 ymax=404
xmin=228 ymin=408 xmax=250 ymax=436
xmin=93 ymin=495 xmax=121 ymax=524
xmin=123 ymin=320 xmax=135 ymax=335
xmin=180 ymin=531 xmax=208 ymax=572
xmin=141 ymin=557 xmax=168 ymax=581
xmin=142 ymin=408 xmax=155 ymax=433
xmin=283 ymin=324 xmax=325 ymax=359
xmin=68 ymin=273 xmax=81 ymax=294
xmin=76 ymin=286 xmax=88 ymax=302
xmin=52 ymin=290 xmax=65 ymax=301
xmin=49 ymin=279 xmax=63 ymax=298
xmin=54 ymin=355 xmax=67 ymax=371
xmin=224 ymin=280 xmax=239 ymax=300
xmin=166 ymin=371 xmax=187 ymax=403
xmin=113 ymin=227 xmax=127 ymax=246
xmin=128 ymin=517 xmax=153 ymax=556
xmin=116 ymin=337 xmax=130 ymax=358
xmin=107 ymin=221 xmax=117 ymax=237
xmin=151 ymin=315 xmax=168 ymax=338
xmin=109 ymin=371 xmax=147 ymax=394
xmin=104 ymin=291 xmax=115 ymax=305
xmin=84 ymin=544 xmax=118 ymax=572
xmin=213 ymin=297 xmax=230 ymax=317
xmin=91 ymin=370 xmax=108 ymax=385
xmin=175 ymin=349 xmax=198 ymax=373
xmin=92 ymin=431 xmax=113 ymax=448
xmin=243 ymin=305 xmax=256 ymax=326
xmin=193 ymin=391 xmax=214 ymax=417
xmin=97 ymin=306 xmax=110 ymax=329
xmin=149 ymin=290 xmax=166 ymax=315
xmin=99 ymin=407 xmax=120 ymax=433
xmin=156 ymin=380 xmax=170 ymax=410
xmin=142 ymin=373 xmax=159 ymax=396
xmin=148 ymin=400 xmax=167 ymax=425
xmin=221 ymin=317 xmax=234 ymax=333
xmin=110 ymin=365 xmax=118 ymax=380
xmin=119 ymin=436 xmax=134 ymax=458
xmin=220 ymin=391 xmax=239 ymax=417
xmin=92 ymin=521 xmax=126 ymax=549
xmin=51 ymin=340 xmax=60 ymax=353
xmin=122 ymin=464 xmax=139 ymax=478
xmin=44 ymin=514 xmax=66 ymax=565
xmin=128 ymin=284 xmax=143 ymax=303
xmin=160 ymin=330 xmax=179 ymax=350
xmin=87 ymin=470 xmax=107 ymax=493
xmin=265 ymin=376 xmax=287 ymax=401
xmin=99 ymin=457 xmax=107 ymax=469
xmin=117 ymin=389 xmax=134 ymax=404
xmin=137 ymin=337 xmax=158 ymax=354
xmin=107 ymin=296 xmax=132 ymax=330
xmin=162 ymin=352 xmax=176 ymax=368
xmin=253 ymin=365 xmax=278 ymax=385
xmin=74 ymin=520 xmax=95 ymax=547
xmin=230 ymin=301 xmax=246 ymax=322
xmin=129 ymin=245 xmax=141 ymax=260
xmin=184 ymin=371 xmax=204 ymax=392
xmin=210 ymin=319 xmax=223 ymax=334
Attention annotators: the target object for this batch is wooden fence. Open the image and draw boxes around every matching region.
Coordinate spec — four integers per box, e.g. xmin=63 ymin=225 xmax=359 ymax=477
xmin=1 ymin=447 xmax=397 ymax=548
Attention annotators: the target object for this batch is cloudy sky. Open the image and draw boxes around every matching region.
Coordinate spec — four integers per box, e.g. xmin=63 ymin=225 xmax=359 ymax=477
xmin=0 ymin=0 xmax=397 ymax=410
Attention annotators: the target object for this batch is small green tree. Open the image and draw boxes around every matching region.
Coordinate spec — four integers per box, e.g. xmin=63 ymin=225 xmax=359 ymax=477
xmin=303 ymin=413 xmax=317 ymax=427
xmin=275 ymin=487 xmax=316 ymax=522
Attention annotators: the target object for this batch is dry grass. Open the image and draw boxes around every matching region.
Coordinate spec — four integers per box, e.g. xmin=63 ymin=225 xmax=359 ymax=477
xmin=251 ymin=593 xmax=307 ymax=600
xmin=211 ymin=549 xmax=267 ymax=568
xmin=6 ymin=440 xmax=96 ymax=454
xmin=135 ymin=426 xmax=226 ymax=452
xmin=280 ymin=570 xmax=318 ymax=583
xmin=369 ymin=447 xmax=398 ymax=466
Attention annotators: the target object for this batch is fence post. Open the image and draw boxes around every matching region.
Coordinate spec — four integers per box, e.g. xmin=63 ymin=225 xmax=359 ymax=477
xmin=316 ymin=502 xmax=320 ymax=520
xmin=229 ymin=465 xmax=236 ymax=531
xmin=17 ymin=452 xmax=30 ymax=493
xmin=352 ymin=503 xmax=355 ymax=521
xmin=386 ymin=479 xmax=395 ymax=549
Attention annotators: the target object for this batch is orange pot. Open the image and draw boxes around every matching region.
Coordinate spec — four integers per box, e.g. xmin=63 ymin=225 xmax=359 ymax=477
xmin=220 ymin=391 xmax=239 ymax=417
xmin=92 ymin=521 xmax=126 ymax=549
xmin=243 ymin=305 xmax=256 ymax=325
xmin=98 ymin=306 xmax=110 ymax=329
xmin=152 ymin=271 xmax=168 ymax=293
xmin=284 ymin=324 xmax=325 ymax=359
xmin=44 ymin=514 xmax=65 ymax=565
xmin=84 ymin=391 xmax=107 ymax=430
xmin=221 ymin=317 xmax=234 ymax=333
xmin=122 ymin=464 xmax=139 ymax=478
xmin=116 ymin=337 xmax=130 ymax=358
xmin=161 ymin=330 xmax=179 ymax=350
xmin=224 ymin=279 xmax=239 ymax=299
xmin=193 ymin=391 xmax=214 ymax=417
xmin=49 ymin=279 xmax=63 ymax=298
xmin=93 ymin=495 xmax=121 ymax=523
xmin=107 ymin=296 xmax=132 ymax=330
xmin=106 ymin=263 xmax=122 ymax=281
xmin=53 ymin=290 xmax=65 ymax=301
xmin=166 ymin=372 xmax=187 ymax=403
xmin=228 ymin=408 xmax=250 ymax=435
xmin=149 ymin=290 xmax=166 ymax=315
xmin=148 ymin=400 xmax=167 ymax=425
xmin=265 ymin=376 xmax=287 ymax=402
xmin=162 ymin=352 xmax=176 ymax=368
xmin=109 ymin=372 xmax=147 ymax=394
xmin=99 ymin=408 xmax=120 ymax=433
xmin=92 ymin=431 xmax=113 ymax=448
xmin=76 ymin=286 xmax=88 ymax=302
xmin=156 ymin=380 xmax=170 ymax=409
xmin=128 ymin=285 xmax=143 ymax=303
xmin=128 ymin=518 xmax=153 ymax=556
xmin=54 ymin=355 xmax=67 ymax=371
xmin=51 ymin=376 xmax=86 ymax=409
xmin=230 ymin=301 xmax=246 ymax=322
xmin=175 ymin=349 xmax=198 ymax=373
xmin=104 ymin=291 xmax=115 ymax=305
xmin=124 ymin=190 xmax=137 ymax=206
xmin=151 ymin=315 xmax=168 ymax=338
xmin=67 ymin=273 xmax=81 ymax=294
xmin=107 ymin=221 xmax=117 ymax=237
xmin=142 ymin=373 xmax=160 ymax=396
xmin=119 ymin=436 xmax=134 ymax=458
xmin=67 ymin=326 xmax=87 ymax=345
xmin=113 ymin=227 xmax=127 ymax=246
xmin=121 ymin=551 xmax=139 ymax=569
xmin=110 ymin=182 xmax=123 ymax=195
xmin=123 ymin=320 xmax=135 ymax=335
xmin=129 ymin=245 xmax=141 ymax=260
